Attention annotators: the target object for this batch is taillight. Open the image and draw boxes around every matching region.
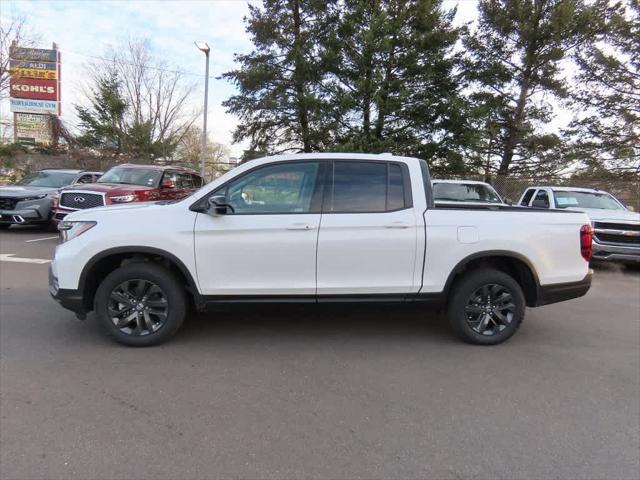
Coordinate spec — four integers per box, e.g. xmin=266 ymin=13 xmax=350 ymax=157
xmin=580 ymin=224 xmax=593 ymax=261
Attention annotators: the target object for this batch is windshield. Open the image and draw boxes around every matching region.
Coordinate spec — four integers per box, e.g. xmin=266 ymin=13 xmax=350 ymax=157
xmin=98 ymin=167 xmax=162 ymax=187
xmin=433 ymin=182 xmax=502 ymax=203
xmin=17 ymin=171 xmax=77 ymax=188
xmin=553 ymin=191 xmax=625 ymax=210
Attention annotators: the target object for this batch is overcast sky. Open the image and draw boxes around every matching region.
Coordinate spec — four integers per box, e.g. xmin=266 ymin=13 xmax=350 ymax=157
xmin=0 ymin=0 xmax=479 ymax=156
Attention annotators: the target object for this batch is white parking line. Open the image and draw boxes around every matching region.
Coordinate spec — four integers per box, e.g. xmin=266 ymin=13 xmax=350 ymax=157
xmin=0 ymin=254 xmax=51 ymax=264
xmin=25 ymin=236 xmax=59 ymax=243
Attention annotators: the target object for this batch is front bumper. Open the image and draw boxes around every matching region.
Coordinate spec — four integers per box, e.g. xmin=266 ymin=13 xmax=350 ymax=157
xmin=0 ymin=198 xmax=53 ymax=225
xmin=591 ymin=240 xmax=640 ymax=264
xmin=49 ymin=265 xmax=86 ymax=318
xmin=536 ymin=270 xmax=593 ymax=306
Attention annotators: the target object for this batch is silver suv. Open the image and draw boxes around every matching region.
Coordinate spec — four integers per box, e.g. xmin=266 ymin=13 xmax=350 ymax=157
xmin=0 ymin=169 xmax=102 ymax=229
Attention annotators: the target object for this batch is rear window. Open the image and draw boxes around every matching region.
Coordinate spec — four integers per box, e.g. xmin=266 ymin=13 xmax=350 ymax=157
xmin=433 ymin=182 xmax=501 ymax=203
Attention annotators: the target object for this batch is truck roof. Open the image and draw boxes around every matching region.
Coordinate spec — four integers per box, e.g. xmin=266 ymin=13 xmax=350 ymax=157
xmin=249 ymin=152 xmax=417 ymax=163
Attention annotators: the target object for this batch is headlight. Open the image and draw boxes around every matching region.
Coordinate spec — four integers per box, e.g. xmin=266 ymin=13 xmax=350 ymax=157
xmin=58 ymin=221 xmax=97 ymax=242
xmin=109 ymin=194 xmax=137 ymax=203
xmin=22 ymin=194 xmax=48 ymax=201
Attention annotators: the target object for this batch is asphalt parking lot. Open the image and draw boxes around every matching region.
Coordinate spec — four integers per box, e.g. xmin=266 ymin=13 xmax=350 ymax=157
xmin=1 ymin=226 xmax=639 ymax=480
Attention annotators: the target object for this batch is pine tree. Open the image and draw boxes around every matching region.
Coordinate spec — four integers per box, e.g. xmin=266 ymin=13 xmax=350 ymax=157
xmin=76 ymin=71 xmax=127 ymax=154
xmin=325 ymin=0 xmax=462 ymax=165
xmin=568 ymin=0 xmax=639 ymax=172
xmin=462 ymin=0 xmax=603 ymax=178
xmin=222 ymin=0 xmax=337 ymax=154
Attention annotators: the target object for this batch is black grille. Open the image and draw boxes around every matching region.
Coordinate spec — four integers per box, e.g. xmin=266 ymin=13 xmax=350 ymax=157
xmin=60 ymin=192 xmax=104 ymax=210
xmin=594 ymin=222 xmax=640 ymax=232
xmin=595 ymin=233 xmax=640 ymax=245
xmin=0 ymin=197 xmax=19 ymax=210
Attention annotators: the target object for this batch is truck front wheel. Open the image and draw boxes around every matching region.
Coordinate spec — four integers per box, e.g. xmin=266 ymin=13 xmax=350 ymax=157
xmin=95 ymin=262 xmax=187 ymax=347
xmin=447 ymin=269 xmax=525 ymax=345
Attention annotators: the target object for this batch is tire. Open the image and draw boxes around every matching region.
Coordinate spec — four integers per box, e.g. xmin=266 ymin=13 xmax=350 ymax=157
xmin=0 ymin=224 xmax=10 ymax=230
xmin=95 ymin=262 xmax=187 ymax=347
xmin=446 ymin=268 xmax=525 ymax=345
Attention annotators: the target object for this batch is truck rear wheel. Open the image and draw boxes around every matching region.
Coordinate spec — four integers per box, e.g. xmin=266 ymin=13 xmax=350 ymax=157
xmin=95 ymin=262 xmax=187 ymax=347
xmin=447 ymin=269 xmax=525 ymax=345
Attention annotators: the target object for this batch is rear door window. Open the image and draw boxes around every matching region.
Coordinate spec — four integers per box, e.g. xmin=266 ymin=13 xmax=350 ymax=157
xmin=176 ymin=173 xmax=193 ymax=189
xmin=327 ymin=161 xmax=409 ymax=213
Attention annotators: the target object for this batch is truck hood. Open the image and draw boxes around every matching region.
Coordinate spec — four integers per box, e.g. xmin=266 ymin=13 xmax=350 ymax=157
xmin=61 ymin=183 xmax=156 ymax=195
xmin=566 ymin=207 xmax=640 ymax=223
xmin=0 ymin=185 xmax=58 ymax=197
xmin=64 ymin=200 xmax=166 ymax=221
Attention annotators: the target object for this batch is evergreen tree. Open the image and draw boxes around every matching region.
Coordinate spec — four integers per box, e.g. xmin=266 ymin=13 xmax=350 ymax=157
xmin=76 ymin=71 xmax=127 ymax=154
xmin=568 ymin=0 xmax=639 ymax=172
xmin=326 ymin=0 xmax=463 ymax=165
xmin=462 ymin=0 xmax=603 ymax=178
xmin=222 ymin=0 xmax=337 ymax=154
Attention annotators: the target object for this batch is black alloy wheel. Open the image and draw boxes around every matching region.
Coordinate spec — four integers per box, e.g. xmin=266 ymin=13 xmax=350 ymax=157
xmin=464 ymin=283 xmax=516 ymax=336
xmin=95 ymin=262 xmax=187 ymax=346
xmin=108 ymin=279 xmax=169 ymax=336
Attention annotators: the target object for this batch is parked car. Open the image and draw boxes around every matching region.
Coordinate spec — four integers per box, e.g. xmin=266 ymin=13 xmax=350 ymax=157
xmin=0 ymin=169 xmax=102 ymax=229
xmin=518 ymin=186 xmax=639 ymax=265
xmin=53 ymin=164 xmax=204 ymax=222
xmin=432 ymin=179 xmax=505 ymax=206
xmin=50 ymin=153 xmax=593 ymax=347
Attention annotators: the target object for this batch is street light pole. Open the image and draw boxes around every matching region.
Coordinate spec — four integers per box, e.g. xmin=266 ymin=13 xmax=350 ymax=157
xmin=195 ymin=42 xmax=210 ymax=179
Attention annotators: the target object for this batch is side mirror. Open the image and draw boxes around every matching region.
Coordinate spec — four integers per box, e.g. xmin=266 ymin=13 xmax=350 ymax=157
xmin=627 ymin=205 xmax=635 ymax=212
xmin=208 ymin=195 xmax=233 ymax=216
xmin=161 ymin=180 xmax=176 ymax=189
xmin=531 ymin=199 xmax=549 ymax=208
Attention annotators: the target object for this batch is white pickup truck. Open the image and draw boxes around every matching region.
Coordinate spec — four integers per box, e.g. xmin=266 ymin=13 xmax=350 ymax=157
xmin=50 ymin=153 xmax=593 ymax=347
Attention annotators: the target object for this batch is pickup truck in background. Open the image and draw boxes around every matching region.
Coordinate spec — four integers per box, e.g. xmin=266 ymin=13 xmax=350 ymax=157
xmin=432 ymin=179 xmax=505 ymax=206
xmin=50 ymin=153 xmax=593 ymax=347
xmin=518 ymin=186 xmax=639 ymax=266
xmin=53 ymin=164 xmax=204 ymax=223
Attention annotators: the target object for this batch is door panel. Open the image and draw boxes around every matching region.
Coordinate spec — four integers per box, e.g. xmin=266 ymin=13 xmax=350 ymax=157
xmin=194 ymin=161 xmax=324 ymax=296
xmin=316 ymin=209 xmax=419 ymax=294
xmin=316 ymin=161 xmax=419 ymax=295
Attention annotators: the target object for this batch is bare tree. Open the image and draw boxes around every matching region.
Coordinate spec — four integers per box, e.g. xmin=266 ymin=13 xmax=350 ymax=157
xmin=79 ymin=38 xmax=198 ymax=159
xmin=174 ymin=125 xmax=231 ymax=180
xmin=0 ymin=16 xmax=39 ymax=100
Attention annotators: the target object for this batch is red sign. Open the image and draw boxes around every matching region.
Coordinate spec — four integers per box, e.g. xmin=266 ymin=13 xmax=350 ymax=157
xmin=10 ymin=78 xmax=57 ymax=101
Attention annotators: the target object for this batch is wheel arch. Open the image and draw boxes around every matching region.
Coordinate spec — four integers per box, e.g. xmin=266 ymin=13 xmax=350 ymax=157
xmin=442 ymin=250 xmax=540 ymax=307
xmin=79 ymin=246 xmax=200 ymax=312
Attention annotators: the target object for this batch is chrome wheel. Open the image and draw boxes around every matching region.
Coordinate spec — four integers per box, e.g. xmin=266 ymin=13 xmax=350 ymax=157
xmin=108 ymin=279 xmax=168 ymax=336
xmin=464 ymin=283 xmax=516 ymax=336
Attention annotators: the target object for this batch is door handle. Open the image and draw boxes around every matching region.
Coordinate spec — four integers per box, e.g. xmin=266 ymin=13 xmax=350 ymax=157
xmin=286 ymin=223 xmax=317 ymax=231
xmin=385 ymin=222 xmax=411 ymax=229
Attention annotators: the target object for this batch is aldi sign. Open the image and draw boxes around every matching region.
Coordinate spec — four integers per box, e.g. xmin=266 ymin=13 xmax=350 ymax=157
xmin=9 ymin=60 xmax=57 ymax=80
xmin=10 ymin=98 xmax=58 ymax=114
xmin=10 ymin=78 xmax=58 ymax=100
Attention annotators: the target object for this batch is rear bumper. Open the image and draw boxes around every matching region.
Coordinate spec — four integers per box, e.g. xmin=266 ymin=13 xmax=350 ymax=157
xmin=49 ymin=265 xmax=86 ymax=316
xmin=536 ymin=270 xmax=593 ymax=306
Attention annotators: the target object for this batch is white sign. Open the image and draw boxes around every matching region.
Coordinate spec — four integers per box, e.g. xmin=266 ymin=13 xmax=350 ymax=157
xmin=10 ymin=98 xmax=58 ymax=114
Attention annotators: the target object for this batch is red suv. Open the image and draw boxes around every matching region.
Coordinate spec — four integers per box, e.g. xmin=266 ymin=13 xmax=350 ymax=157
xmin=53 ymin=164 xmax=203 ymax=222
